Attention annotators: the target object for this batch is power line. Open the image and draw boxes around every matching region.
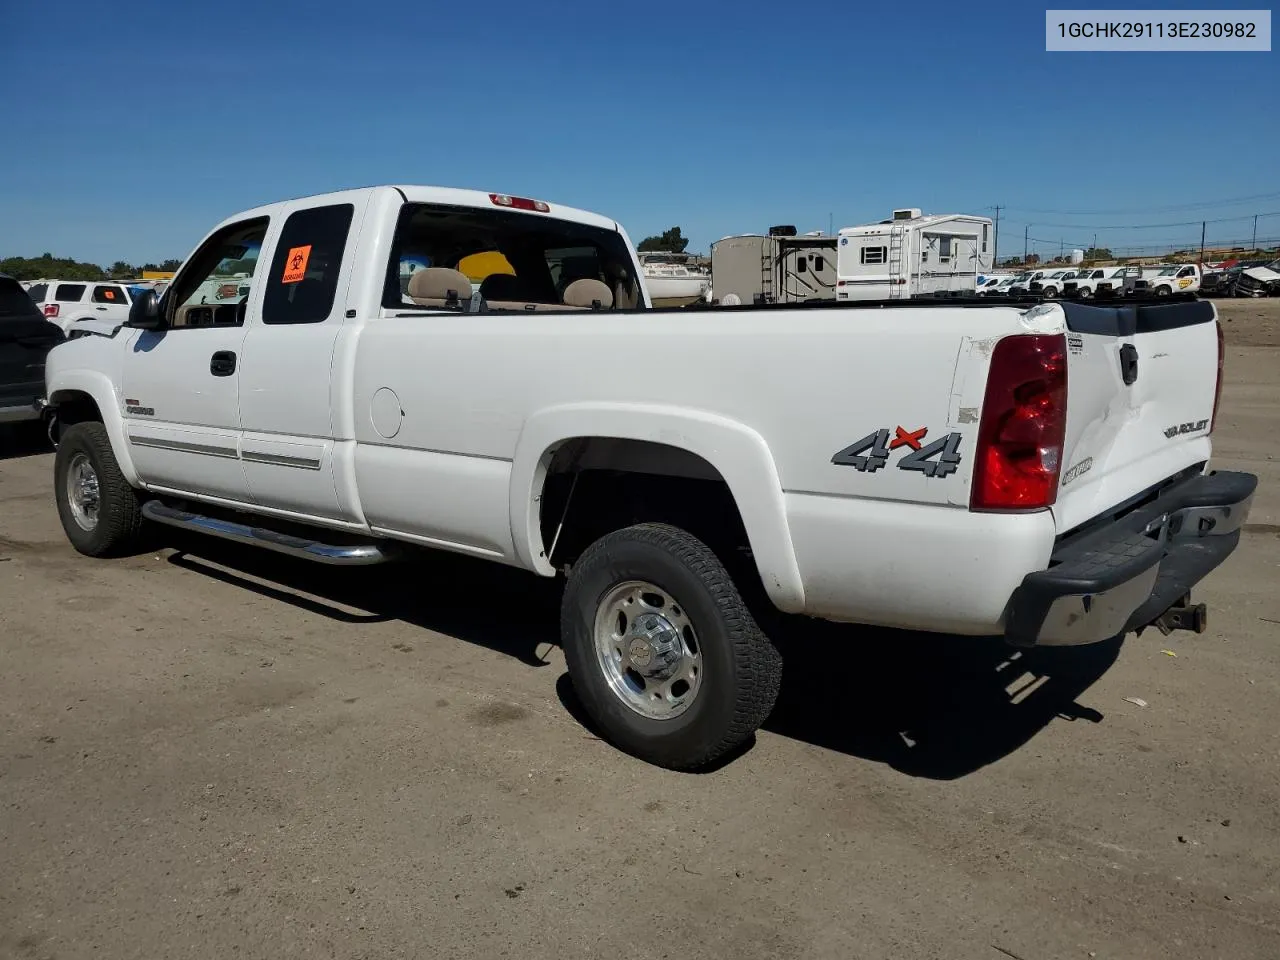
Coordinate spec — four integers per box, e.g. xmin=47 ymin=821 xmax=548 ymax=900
xmin=1002 ymin=211 xmax=1280 ymax=232
xmin=997 ymin=190 xmax=1280 ymax=216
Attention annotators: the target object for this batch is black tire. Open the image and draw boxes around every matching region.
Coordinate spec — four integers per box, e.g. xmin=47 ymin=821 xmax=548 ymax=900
xmin=1042 ymin=286 xmax=1058 ymax=299
xmin=1077 ymin=286 xmax=1092 ymax=299
xmin=54 ymin=421 xmax=146 ymax=557
xmin=561 ymin=523 xmax=782 ymax=771
xmin=1155 ymin=285 xmax=1171 ymax=297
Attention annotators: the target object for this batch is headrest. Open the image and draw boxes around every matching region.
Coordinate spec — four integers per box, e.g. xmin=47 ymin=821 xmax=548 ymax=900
xmin=408 ymin=267 xmax=472 ymax=302
xmin=478 ymin=273 xmax=526 ymax=301
xmin=562 ymin=278 xmax=614 ymax=309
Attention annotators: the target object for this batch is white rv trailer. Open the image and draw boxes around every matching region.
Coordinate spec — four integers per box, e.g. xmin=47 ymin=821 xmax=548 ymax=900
xmin=709 ymin=228 xmax=838 ymax=305
xmin=836 ymin=208 xmax=994 ymax=301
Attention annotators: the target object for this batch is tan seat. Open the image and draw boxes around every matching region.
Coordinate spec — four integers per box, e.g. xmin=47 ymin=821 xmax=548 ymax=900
xmin=407 ymin=268 xmax=473 ymax=307
xmin=562 ymin=278 xmax=614 ymax=310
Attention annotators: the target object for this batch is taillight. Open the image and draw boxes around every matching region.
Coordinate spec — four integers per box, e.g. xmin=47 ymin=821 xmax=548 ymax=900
xmin=43 ymin=303 xmax=60 ymax=318
xmin=1210 ymin=318 xmax=1225 ymax=433
xmin=971 ymin=333 xmax=1068 ymax=511
xmin=489 ymin=193 xmax=550 ymax=213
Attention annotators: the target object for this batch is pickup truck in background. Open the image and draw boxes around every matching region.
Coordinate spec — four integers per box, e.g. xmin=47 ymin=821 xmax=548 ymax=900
xmin=1029 ymin=269 xmax=1079 ymax=299
xmin=1063 ymin=266 xmax=1134 ymax=298
xmin=43 ymin=185 xmax=1256 ymax=770
xmin=1139 ymin=263 xmax=1203 ymax=297
xmin=1233 ymin=259 xmax=1280 ymax=298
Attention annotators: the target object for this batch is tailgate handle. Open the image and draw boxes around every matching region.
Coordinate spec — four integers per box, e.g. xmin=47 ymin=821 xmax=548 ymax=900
xmin=1119 ymin=343 xmax=1139 ymax=385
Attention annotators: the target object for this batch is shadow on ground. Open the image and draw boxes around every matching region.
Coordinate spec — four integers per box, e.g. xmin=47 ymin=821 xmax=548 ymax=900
xmin=164 ymin=536 xmax=1117 ymax=778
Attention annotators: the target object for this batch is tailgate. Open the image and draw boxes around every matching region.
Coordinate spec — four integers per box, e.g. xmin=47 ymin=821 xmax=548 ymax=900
xmin=1052 ymin=299 xmax=1220 ymax=533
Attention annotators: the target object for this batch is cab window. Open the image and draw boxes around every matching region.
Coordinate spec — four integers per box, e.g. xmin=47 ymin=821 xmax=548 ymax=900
xmin=167 ymin=218 xmax=269 ymax=328
xmin=262 ymin=204 xmax=354 ymax=325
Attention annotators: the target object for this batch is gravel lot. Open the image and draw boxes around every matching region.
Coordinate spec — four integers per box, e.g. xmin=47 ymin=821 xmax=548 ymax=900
xmin=3 ymin=298 xmax=1279 ymax=960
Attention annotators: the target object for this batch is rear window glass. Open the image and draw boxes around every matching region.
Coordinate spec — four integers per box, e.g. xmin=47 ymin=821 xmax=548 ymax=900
xmin=54 ymin=283 xmax=86 ymax=302
xmin=25 ymin=283 xmax=48 ymax=303
xmin=1 ymin=278 xmax=44 ymax=317
xmin=384 ymin=203 xmax=645 ymax=311
xmin=262 ymin=203 xmax=354 ymax=325
xmin=92 ymin=285 xmax=127 ymax=304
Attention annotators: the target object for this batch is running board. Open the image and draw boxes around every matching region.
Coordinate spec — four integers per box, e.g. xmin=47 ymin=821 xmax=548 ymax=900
xmin=142 ymin=501 xmax=390 ymax=565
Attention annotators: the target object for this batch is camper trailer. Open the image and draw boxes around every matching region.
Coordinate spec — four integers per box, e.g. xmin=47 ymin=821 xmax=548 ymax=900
xmin=709 ymin=227 xmax=838 ymax=305
xmin=836 ymin=209 xmax=994 ymax=301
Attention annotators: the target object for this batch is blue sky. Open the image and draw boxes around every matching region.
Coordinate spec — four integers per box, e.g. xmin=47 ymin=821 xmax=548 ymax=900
xmin=1 ymin=0 xmax=1275 ymax=264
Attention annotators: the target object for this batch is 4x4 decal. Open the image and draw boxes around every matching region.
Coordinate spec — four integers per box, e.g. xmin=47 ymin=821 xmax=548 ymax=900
xmin=832 ymin=426 xmax=962 ymax=478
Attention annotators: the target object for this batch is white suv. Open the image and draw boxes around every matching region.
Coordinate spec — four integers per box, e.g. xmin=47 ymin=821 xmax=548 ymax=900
xmin=23 ymin=280 xmax=135 ymax=337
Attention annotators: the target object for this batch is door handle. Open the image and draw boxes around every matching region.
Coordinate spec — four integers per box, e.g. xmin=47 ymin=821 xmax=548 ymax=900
xmin=210 ymin=351 xmax=237 ymax=376
xmin=96 ymin=306 xmax=108 ymax=311
xmin=1119 ymin=343 xmax=1139 ymax=385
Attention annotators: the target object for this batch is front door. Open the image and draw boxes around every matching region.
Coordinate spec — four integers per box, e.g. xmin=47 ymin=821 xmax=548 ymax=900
xmin=121 ymin=216 xmax=271 ymax=502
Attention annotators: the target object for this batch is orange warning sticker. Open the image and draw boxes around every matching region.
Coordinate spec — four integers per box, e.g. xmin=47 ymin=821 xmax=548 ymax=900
xmin=103 ymin=289 xmax=116 ymax=300
xmin=281 ymin=245 xmax=312 ymax=284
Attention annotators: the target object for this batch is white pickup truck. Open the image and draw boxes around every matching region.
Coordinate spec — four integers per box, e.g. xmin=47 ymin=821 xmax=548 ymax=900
xmin=43 ymin=185 xmax=1256 ymax=770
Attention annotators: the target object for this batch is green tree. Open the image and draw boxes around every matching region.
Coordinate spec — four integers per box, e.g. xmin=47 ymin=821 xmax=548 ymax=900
xmin=0 ymin=254 xmax=106 ymax=281
xmin=1084 ymin=247 xmax=1113 ymax=261
xmin=108 ymin=260 xmax=137 ymax=278
xmin=160 ymin=258 xmax=183 ymax=272
xmin=637 ymin=227 xmax=689 ymax=253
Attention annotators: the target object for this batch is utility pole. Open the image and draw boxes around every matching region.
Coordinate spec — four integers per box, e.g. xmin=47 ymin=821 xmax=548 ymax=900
xmin=993 ymin=205 xmax=1001 ymax=265
xmin=1252 ymin=213 xmax=1258 ymax=251
xmin=1024 ymin=223 xmax=1029 ymax=264
xmin=1199 ymin=220 xmax=1206 ymax=265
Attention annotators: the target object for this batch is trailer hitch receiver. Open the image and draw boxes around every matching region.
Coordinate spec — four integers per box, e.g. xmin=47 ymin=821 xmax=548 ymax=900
xmin=1151 ymin=595 xmax=1208 ymax=637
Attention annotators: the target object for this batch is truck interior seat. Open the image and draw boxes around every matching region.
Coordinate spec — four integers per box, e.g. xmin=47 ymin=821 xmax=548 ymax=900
xmin=408 ymin=268 xmax=473 ymax=307
xmin=562 ymin=278 xmax=614 ymax=310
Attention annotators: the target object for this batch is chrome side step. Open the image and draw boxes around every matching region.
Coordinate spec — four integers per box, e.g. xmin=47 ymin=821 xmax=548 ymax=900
xmin=142 ymin=501 xmax=390 ymax=565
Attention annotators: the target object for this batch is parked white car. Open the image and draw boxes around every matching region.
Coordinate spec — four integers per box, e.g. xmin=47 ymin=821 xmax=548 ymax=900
xmin=1062 ymin=266 xmax=1131 ymax=298
xmin=1028 ymin=269 xmax=1080 ymax=298
xmin=1142 ymin=263 xmax=1202 ymax=296
xmin=24 ymin=280 xmax=135 ymax=337
xmin=975 ymin=274 xmax=1013 ymax=294
xmin=43 ymin=184 xmax=1255 ymax=770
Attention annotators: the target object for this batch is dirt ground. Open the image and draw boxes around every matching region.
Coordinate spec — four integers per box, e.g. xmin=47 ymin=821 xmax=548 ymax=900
xmin=2 ymin=299 xmax=1279 ymax=960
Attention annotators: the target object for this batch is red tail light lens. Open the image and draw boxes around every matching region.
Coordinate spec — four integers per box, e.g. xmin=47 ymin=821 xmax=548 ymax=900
xmin=971 ymin=333 xmax=1068 ymax=511
xmin=43 ymin=303 xmax=60 ymax=318
xmin=1210 ymin=318 xmax=1224 ymax=433
xmin=489 ymin=193 xmax=550 ymax=213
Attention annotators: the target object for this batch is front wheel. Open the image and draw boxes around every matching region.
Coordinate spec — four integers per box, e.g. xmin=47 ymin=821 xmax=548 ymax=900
xmin=54 ymin=421 xmax=147 ymax=557
xmin=1155 ymin=285 xmax=1172 ymax=297
xmin=1042 ymin=286 xmax=1059 ymax=299
xmin=560 ymin=523 xmax=782 ymax=770
xmin=1076 ymin=286 xmax=1092 ymax=299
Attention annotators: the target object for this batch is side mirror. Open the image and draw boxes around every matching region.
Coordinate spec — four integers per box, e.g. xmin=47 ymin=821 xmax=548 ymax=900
xmin=126 ymin=289 xmax=165 ymax=330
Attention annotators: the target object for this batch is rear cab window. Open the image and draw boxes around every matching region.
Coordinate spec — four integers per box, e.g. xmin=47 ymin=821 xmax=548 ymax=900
xmin=54 ymin=283 xmax=86 ymax=302
xmin=383 ymin=203 xmax=644 ymax=313
xmin=25 ymin=283 xmax=48 ymax=303
xmin=262 ymin=203 xmax=355 ymax=325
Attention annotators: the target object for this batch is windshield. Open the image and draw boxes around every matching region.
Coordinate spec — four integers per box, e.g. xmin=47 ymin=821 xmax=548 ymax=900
xmin=385 ymin=203 xmax=644 ymax=311
xmin=1157 ymin=266 xmax=1179 ymax=276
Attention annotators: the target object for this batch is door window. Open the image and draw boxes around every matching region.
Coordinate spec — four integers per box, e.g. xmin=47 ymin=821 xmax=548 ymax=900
xmin=54 ymin=283 xmax=86 ymax=302
xmin=262 ymin=204 xmax=355 ymax=325
xmin=168 ymin=217 xmax=270 ymax=328
xmin=26 ymin=283 xmax=48 ymax=303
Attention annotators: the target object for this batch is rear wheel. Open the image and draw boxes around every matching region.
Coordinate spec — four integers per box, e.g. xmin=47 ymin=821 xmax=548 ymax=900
xmin=54 ymin=422 xmax=146 ymax=557
xmin=560 ymin=523 xmax=782 ymax=770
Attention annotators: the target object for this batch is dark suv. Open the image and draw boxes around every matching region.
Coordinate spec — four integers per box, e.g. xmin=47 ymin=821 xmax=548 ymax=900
xmin=1 ymin=275 xmax=64 ymax=432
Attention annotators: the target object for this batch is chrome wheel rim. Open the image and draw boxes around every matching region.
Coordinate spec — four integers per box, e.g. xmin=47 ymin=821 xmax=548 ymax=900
xmin=66 ymin=453 xmax=101 ymax=532
xmin=593 ymin=580 xmax=703 ymax=721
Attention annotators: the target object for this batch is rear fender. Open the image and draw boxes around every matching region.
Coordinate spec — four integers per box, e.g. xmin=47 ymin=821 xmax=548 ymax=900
xmin=511 ymin=403 xmax=805 ymax=613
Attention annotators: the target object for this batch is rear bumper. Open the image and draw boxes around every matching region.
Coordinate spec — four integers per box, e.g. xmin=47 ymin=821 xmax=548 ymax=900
xmin=1005 ymin=470 xmax=1256 ymax=647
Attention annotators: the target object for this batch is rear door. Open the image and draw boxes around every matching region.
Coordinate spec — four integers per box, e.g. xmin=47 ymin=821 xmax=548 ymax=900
xmin=237 ymin=191 xmax=370 ymax=521
xmin=1052 ymin=298 xmax=1220 ymax=533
